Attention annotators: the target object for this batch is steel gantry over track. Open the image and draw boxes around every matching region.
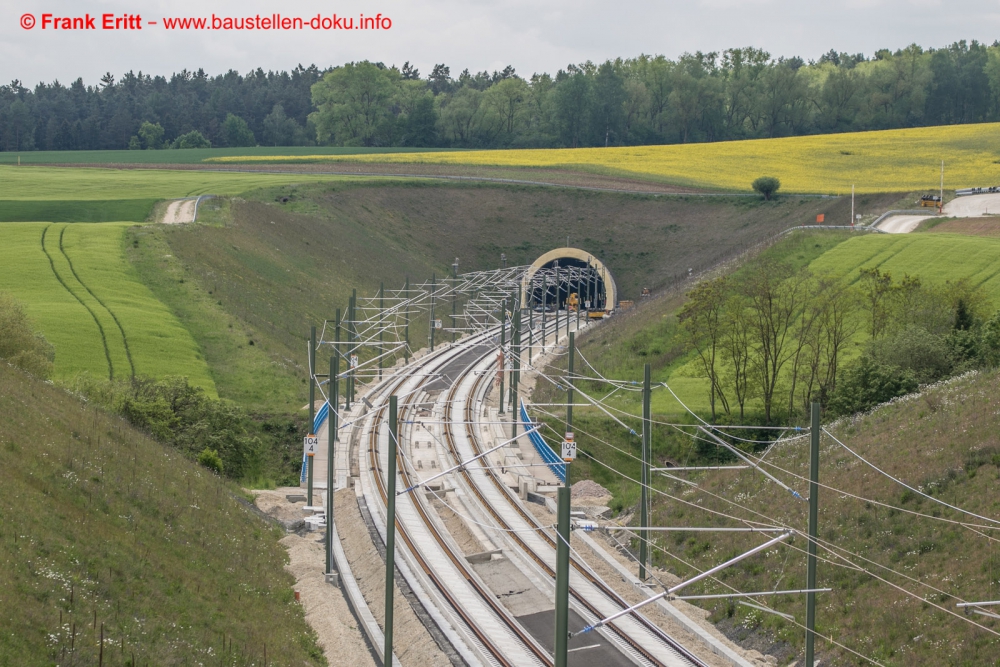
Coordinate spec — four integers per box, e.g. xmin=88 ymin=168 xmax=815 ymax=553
xmin=308 ymin=249 xmax=618 ymax=391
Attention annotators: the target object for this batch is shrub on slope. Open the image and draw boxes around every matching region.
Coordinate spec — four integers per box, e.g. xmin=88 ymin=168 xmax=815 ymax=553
xmin=0 ymin=292 xmax=54 ymax=379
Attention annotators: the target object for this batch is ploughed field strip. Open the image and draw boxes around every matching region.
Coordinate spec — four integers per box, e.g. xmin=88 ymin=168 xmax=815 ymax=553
xmin=345 ymin=315 xmax=707 ymax=666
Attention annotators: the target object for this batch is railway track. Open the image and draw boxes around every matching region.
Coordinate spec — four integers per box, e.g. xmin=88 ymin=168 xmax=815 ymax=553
xmin=353 ymin=319 xmax=709 ymax=666
xmin=442 ymin=343 xmax=709 ymax=667
xmin=360 ymin=330 xmax=551 ymax=666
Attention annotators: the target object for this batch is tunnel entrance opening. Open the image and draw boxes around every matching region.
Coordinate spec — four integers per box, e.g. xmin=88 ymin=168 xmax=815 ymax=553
xmin=526 ymin=258 xmax=608 ymax=312
xmin=520 ymin=248 xmax=617 ymax=314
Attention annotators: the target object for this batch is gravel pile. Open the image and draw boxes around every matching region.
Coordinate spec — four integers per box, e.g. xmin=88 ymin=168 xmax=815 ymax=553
xmin=571 ymin=479 xmax=613 ymax=505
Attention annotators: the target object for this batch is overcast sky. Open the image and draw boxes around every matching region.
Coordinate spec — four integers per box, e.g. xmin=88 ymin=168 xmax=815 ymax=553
xmin=2 ymin=0 xmax=998 ymax=86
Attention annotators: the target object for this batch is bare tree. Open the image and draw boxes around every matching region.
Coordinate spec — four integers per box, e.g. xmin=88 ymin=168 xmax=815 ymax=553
xmin=858 ymin=267 xmax=895 ymax=339
xmin=786 ymin=273 xmax=821 ymax=418
xmin=818 ymin=279 xmax=860 ymax=398
xmin=678 ymin=277 xmax=730 ymax=420
xmin=722 ymin=295 xmax=753 ymax=419
xmin=740 ymin=260 xmax=807 ymax=424
xmin=795 ymin=276 xmax=860 ymax=412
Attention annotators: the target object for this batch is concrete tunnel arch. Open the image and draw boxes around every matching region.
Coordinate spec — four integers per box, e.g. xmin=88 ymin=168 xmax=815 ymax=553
xmin=520 ymin=247 xmax=618 ymax=311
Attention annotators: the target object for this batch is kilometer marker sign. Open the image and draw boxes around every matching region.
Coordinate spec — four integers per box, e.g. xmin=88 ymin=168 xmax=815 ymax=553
xmin=561 ymin=432 xmax=576 ymax=462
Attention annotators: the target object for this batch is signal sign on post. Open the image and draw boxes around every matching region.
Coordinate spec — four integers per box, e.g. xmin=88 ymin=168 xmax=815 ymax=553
xmin=561 ymin=432 xmax=577 ymax=462
xmin=434 ymin=319 xmax=443 ymax=329
xmin=303 ymin=434 xmax=319 ymax=456
xmin=350 ymin=354 xmax=359 ymax=369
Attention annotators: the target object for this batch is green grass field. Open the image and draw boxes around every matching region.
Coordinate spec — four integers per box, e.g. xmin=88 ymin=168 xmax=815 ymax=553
xmin=809 ymin=232 xmax=1000 ymax=307
xmin=0 ymin=199 xmax=157 ymax=222
xmin=0 ymin=165 xmax=383 ymax=201
xmin=0 ymin=222 xmax=216 ymax=392
xmin=0 ymin=145 xmax=459 ymax=165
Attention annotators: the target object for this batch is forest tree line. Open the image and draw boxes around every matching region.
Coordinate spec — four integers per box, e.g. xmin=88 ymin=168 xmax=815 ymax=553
xmin=2 ymin=40 xmax=1000 ymax=152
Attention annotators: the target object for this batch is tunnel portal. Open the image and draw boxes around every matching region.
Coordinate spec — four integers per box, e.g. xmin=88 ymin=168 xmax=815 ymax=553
xmin=520 ymin=248 xmax=617 ymax=313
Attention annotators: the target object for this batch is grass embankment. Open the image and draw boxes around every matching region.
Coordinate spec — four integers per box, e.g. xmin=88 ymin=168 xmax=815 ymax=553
xmin=917 ymin=217 xmax=1000 ymax=237
xmin=0 ymin=165 xmax=390 ymax=223
xmin=644 ymin=370 xmax=1000 ymax=665
xmin=538 ymin=227 xmax=1000 ymax=516
xmin=0 ymin=146 xmax=458 ymax=165
xmin=208 ymin=122 xmax=1000 ymax=194
xmin=0 ymin=362 xmax=324 ymax=665
xmin=144 ymin=182 xmax=868 ymax=411
xmin=0 ymin=222 xmax=215 ymax=392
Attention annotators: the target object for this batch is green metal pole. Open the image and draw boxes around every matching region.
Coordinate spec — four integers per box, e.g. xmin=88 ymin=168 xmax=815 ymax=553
xmin=640 ymin=362 xmax=651 ymax=581
xmin=345 ymin=299 xmax=352 ymax=411
xmin=384 ymin=395 xmax=398 ymax=666
xmin=566 ymin=332 xmax=574 ymax=489
xmin=350 ymin=289 xmax=356 ymax=406
xmin=334 ymin=350 xmax=340 ymax=574
xmin=499 ymin=298 xmax=506 ymax=415
xmin=554 ymin=485 xmax=571 ymax=667
xmin=528 ymin=293 xmax=534 ymax=365
xmin=576 ymin=270 xmax=581 ymax=331
xmin=379 ymin=282 xmax=384 ymax=381
xmin=564 ymin=266 xmax=569 ymax=340
xmin=542 ymin=275 xmax=547 ymax=351
xmin=335 ymin=309 xmax=341 ymax=410
xmin=452 ymin=259 xmax=458 ymax=344
xmin=309 ymin=326 xmax=316 ymax=433
xmin=805 ymin=402 xmax=821 ymax=666
xmin=555 ymin=263 xmax=561 ymax=341
xmin=307 ymin=452 xmax=314 ymax=507
xmin=511 ymin=305 xmax=520 ymax=440
xmin=430 ymin=274 xmax=436 ymax=352
xmin=404 ymin=277 xmax=410 ymax=363
xmin=509 ymin=293 xmax=516 ymax=410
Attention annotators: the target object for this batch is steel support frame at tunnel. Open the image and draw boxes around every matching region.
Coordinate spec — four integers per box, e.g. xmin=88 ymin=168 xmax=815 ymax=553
xmin=519 ymin=247 xmax=617 ymax=313
xmin=303 ymin=249 xmax=617 ymax=412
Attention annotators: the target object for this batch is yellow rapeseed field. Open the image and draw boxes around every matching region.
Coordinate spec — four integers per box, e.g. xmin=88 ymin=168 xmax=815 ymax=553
xmin=209 ymin=123 xmax=1000 ymax=194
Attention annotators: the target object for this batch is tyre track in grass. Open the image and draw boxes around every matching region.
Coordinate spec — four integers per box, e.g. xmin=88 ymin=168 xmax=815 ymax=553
xmin=57 ymin=225 xmax=136 ymax=378
xmin=40 ymin=223 xmax=115 ymax=380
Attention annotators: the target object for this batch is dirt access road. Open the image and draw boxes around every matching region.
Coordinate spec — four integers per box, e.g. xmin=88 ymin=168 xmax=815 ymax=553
xmin=160 ymin=198 xmax=197 ymax=224
xmin=878 ymin=194 xmax=1000 ymax=233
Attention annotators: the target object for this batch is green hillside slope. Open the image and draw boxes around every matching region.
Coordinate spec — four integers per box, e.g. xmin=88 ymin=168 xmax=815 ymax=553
xmin=0 ymin=362 xmax=324 ymax=665
xmin=139 ymin=182 xmax=880 ymax=411
xmin=647 ymin=369 xmax=1000 ymax=665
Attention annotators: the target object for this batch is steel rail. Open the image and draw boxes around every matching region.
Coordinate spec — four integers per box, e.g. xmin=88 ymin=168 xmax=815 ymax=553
xmin=440 ymin=322 xmax=710 ymax=667
xmin=362 ymin=333 xmax=552 ymax=667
